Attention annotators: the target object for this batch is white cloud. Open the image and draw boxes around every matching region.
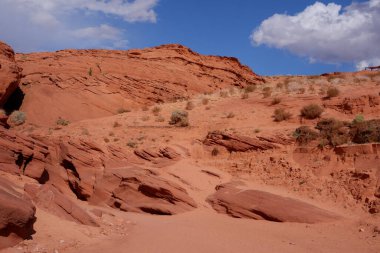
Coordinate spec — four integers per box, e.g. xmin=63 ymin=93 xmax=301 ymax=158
xmin=251 ymin=0 xmax=380 ymax=70
xmin=0 ymin=0 xmax=159 ymax=52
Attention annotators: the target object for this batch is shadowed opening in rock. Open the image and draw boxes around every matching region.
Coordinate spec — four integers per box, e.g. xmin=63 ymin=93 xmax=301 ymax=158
xmin=3 ymin=87 xmax=24 ymax=115
xmin=139 ymin=207 xmax=172 ymax=215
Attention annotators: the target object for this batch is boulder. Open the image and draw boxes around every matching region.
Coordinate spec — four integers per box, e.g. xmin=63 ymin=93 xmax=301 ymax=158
xmin=207 ymin=182 xmax=341 ymax=223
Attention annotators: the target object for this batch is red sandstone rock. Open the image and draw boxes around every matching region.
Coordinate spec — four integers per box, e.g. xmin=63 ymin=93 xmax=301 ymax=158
xmin=0 ymin=178 xmax=36 ymax=249
xmin=324 ymin=94 xmax=380 ymax=115
xmin=0 ymin=41 xmax=22 ymax=107
xmin=207 ymin=182 xmax=341 ymax=223
xmin=204 ymin=131 xmax=279 ymax=152
xmin=15 ymin=44 xmax=264 ymax=125
xmin=24 ymin=184 xmax=98 ymax=227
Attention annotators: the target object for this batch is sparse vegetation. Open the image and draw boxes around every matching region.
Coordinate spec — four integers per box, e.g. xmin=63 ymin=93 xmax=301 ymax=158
xmin=202 ymin=98 xmax=209 ymax=105
xmin=169 ymin=110 xmax=189 ymax=127
xmin=226 ymin=112 xmax=235 ymax=118
xmin=271 ymin=97 xmax=281 ymax=105
xmin=220 ymin=91 xmax=229 ymax=98
xmin=113 ymin=121 xmax=122 ymax=127
xmin=127 ymin=140 xmax=138 ymax=148
xmin=315 ymin=118 xmax=350 ymax=147
xmin=300 ymin=104 xmax=323 ymax=119
xmin=185 ymin=101 xmax=195 ymax=110
xmin=117 ymin=108 xmax=130 ymax=114
xmin=350 ymin=119 xmax=380 ymax=144
xmin=155 ymin=115 xmax=165 ymax=122
xmin=326 ymin=87 xmax=340 ymax=98
xmin=263 ymin=87 xmax=272 ymax=98
xmin=273 ymin=108 xmax=292 ymax=122
xmin=241 ymin=92 xmax=249 ymax=99
xmin=211 ymin=147 xmax=219 ymax=156
xmin=8 ymin=111 xmax=26 ymax=126
xmin=56 ymin=117 xmax=70 ymax=126
xmin=152 ymin=106 xmax=161 ymax=116
xmin=244 ymin=84 xmax=256 ymax=93
xmin=88 ymin=67 xmax=93 ymax=76
xmin=293 ymin=126 xmax=319 ymax=144
xmin=353 ymin=114 xmax=364 ymax=124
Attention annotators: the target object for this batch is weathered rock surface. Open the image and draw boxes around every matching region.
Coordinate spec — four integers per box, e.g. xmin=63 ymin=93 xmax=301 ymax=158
xmin=92 ymin=167 xmax=197 ymax=215
xmin=0 ymin=178 xmax=36 ymax=249
xmin=0 ymin=41 xmax=22 ymax=107
xmin=24 ymin=184 xmax=98 ymax=227
xmin=16 ymin=44 xmax=264 ymax=125
xmin=134 ymin=146 xmax=181 ymax=165
xmin=204 ymin=131 xmax=283 ymax=152
xmin=324 ymin=94 xmax=380 ymax=115
xmin=0 ymin=128 xmax=50 ymax=183
xmin=207 ymin=182 xmax=341 ymax=223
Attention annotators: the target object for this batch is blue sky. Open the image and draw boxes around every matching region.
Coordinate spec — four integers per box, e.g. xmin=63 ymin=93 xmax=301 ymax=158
xmin=0 ymin=0 xmax=379 ymax=76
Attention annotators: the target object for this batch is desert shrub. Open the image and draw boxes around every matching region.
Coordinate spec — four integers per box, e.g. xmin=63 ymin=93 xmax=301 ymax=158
xmin=350 ymin=119 xmax=380 ymax=144
xmin=155 ymin=115 xmax=165 ymax=122
xmin=326 ymin=87 xmax=340 ymax=98
xmin=211 ymin=147 xmax=219 ymax=156
xmin=88 ymin=68 xmax=93 ymax=76
xmin=245 ymin=84 xmax=256 ymax=93
xmin=8 ymin=111 xmax=26 ymax=126
xmin=226 ymin=112 xmax=235 ymax=118
xmin=152 ymin=106 xmax=161 ymax=116
xmin=353 ymin=114 xmax=364 ymax=124
xmin=202 ymin=98 xmax=209 ymax=105
xmin=273 ymin=108 xmax=292 ymax=122
xmin=316 ymin=118 xmax=350 ymax=146
xmin=271 ymin=97 xmax=281 ymax=105
xmin=293 ymin=126 xmax=319 ymax=144
xmin=169 ymin=110 xmax=189 ymax=127
xmin=241 ymin=92 xmax=249 ymax=99
xmin=113 ymin=121 xmax=122 ymax=127
xmin=300 ymin=104 xmax=323 ymax=119
xmin=127 ymin=141 xmax=138 ymax=148
xmin=117 ymin=108 xmax=130 ymax=114
xmin=57 ymin=117 xmax=70 ymax=126
xmin=276 ymin=82 xmax=284 ymax=89
xmin=263 ymin=87 xmax=272 ymax=98
xmin=104 ymin=137 xmax=110 ymax=143
xmin=229 ymin=87 xmax=236 ymax=95
xmin=220 ymin=91 xmax=229 ymax=98
xmin=254 ymin=128 xmax=261 ymax=133
xmin=185 ymin=101 xmax=195 ymax=110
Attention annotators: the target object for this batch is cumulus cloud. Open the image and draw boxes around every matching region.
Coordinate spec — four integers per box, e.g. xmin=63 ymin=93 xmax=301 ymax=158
xmin=251 ymin=0 xmax=380 ymax=69
xmin=0 ymin=0 xmax=159 ymax=52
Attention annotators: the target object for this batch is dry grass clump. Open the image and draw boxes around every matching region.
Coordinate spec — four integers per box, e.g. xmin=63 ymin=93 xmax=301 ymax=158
xmin=300 ymin=104 xmax=323 ymax=119
xmin=226 ymin=112 xmax=235 ymax=118
xmin=326 ymin=86 xmax=340 ymax=98
xmin=293 ymin=126 xmax=319 ymax=144
xmin=152 ymin=106 xmax=161 ymax=116
xmin=155 ymin=115 xmax=165 ymax=122
xmin=271 ymin=97 xmax=281 ymax=105
xmin=202 ymin=98 xmax=209 ymax=105
xmin=241 ymin=92 xmax=249 ymax=99
xmin=262 ymin=87 xmax=272 ymax=98
xmin=244 ymin=84 xmax=256 ymax=93
xmin=220 ymin=91 xmax=229 ymax=98
xmin=185 ymin=101 xmax=195 ymax=110
xmin=169 ymin=110 xmax=189 ymax=127
xmin=117 ymin=108 xmax=130 ymax=114
xmin=273 ymin=108 xmax=292 ymax=122
xmin=57 ymin=117 xmax=70 ymax=126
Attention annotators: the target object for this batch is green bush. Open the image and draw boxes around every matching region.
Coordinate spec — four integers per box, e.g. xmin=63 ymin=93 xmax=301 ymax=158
xmin=300 ymin=104 xmax=323 ymax=119
xmin=8 ymin=111 xmax=26 ymax=126
xmin=169 ymin=110 xmax=189 ymax=127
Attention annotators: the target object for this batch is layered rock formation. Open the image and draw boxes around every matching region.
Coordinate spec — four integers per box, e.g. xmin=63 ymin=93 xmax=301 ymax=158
xmin=16 ymin=44 xmax=264 ymax=125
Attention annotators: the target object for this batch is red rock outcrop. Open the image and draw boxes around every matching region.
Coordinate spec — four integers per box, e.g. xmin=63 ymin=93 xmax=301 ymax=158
xmin=0 ymin=178 xmax=36 ymax=249
xmin=0 ymin=128 xmax=50 ymax=183
xmin=204 ymin=131 xmax=290 ymax=152
xmin=323 ymin=94 xmax=380 ymax=115
xmin=91 ymin=167 xmax=197 ymax=215
xmin=134 ymin=146 xmax=181 ymax=166
xmin=207 ymin=182 xmax=341 ymax=223
xmin=24 ymin=184 xmax=98 ymax=227
xmin=15 ymin=44 xmax=264 ymax=125
xmin=0 ymin=41 xmax=22 ymax=107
